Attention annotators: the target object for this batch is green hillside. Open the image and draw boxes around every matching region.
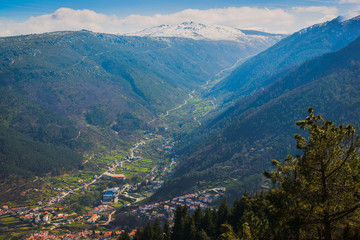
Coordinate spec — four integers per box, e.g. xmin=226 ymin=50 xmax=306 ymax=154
xmin=0 ymin=125 xmax=82 ymax=178
xmin=211 ymin=16 xmax=360 ymax=102
xmin=155 ymin=36 xmax=360 ymax=202
xmin=0 ymin=86 xmax=86 ymax=177
xmin=0 ymin=30 xmax=275 ymax=179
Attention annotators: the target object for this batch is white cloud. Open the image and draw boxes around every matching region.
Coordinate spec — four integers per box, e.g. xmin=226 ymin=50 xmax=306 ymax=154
xmin=293 ymin=6 xmax=338 ymax=15
xmin=0 ymin=6 xmax=342 ymax=37
xmin=291 ymin=6 xmax=339 ymax=27
xmin=120 ymin=7 xmax=295 ymax=29
xmin=0 ymin=8 xmax=122 ymax=36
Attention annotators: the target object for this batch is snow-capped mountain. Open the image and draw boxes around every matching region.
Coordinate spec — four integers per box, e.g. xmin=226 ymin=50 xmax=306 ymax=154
xmin=126 ymin=22 xmax=284 ymax=43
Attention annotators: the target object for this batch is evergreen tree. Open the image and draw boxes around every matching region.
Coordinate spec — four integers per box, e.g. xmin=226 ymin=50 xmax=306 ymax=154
xmin=265 ymin=108 xmax=360 ymax=240
xmin=133 ymin=228 xmax=143 ymax=240
xmin=202 ymin=207 xmax=216 ymax=237
xmin=239 ymin=222 xmax=251 ymax=240
xmin=219 ymin=223 xmax=239 ymax=240
xmin=163 ymin=220 xmax=171 ymax=240
xmin=153 ymin=218 xmax=163 ymax=240
xmin=143 ymin=221 xmax=154 ymax=240
xmin=194 ymin=206 xmax=203 ymax=229
xmin=118 ymin=230 xmax=131 ymax=240
xmin=229 ymin=197 xmax=247 ymax=233
xmin=184 ymin=216 xmax=196 ymax=240
xmin=195 ymin=229 xmax=211 ymax=240
xmin=172 ymin=205 xmax=187 ymax=240
xmin=217 ymin=199 xmax=230 ymax=234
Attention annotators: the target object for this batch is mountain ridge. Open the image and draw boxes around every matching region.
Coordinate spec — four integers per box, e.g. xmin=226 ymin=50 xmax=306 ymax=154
xmin=125 ymin=22 xmax=285 ymax=43
xmin=211 ymin=15 xmax=360 ymax=102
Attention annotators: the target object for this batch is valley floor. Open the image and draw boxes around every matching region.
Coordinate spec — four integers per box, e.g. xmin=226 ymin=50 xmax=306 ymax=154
xmin=0 ymin=88 xmax=222 ymax=239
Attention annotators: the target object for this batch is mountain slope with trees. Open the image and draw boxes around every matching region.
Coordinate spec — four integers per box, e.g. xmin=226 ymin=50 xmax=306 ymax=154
xmin=154 ymin=35 xmax=360 ymax=202
xmin=211 ymin=15 xmax=360 ymax=102
xmin=0 ymin=29 xmax=282 ymax=179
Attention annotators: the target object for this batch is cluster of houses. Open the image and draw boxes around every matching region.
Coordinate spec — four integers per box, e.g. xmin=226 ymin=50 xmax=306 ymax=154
xmin=87 ymin=214 xmax=99 ymax=224
xmin=1 ymin=202 xmax=115 ymax=227
xmin=145 ymin=132 xmax=165 ymax=139
xmin=0 ymin=205 xmax=55 ymax=224
xmin=87 ymin=205 xmax=114 ymax=215
xmin=54 ymin=204 xmax=115 ymax=225
xmin=47 ymin=204 xmax=114 ymax=225
xmin=26 ymin=230 xmax=126 ymax=240
xmin=52 ymin=180 xmax=83 ymax=192
xmin=11 ymin=132 xmax=180 ymax=239
xmin=47 ymin=181 xmax=91 ymax=206
xmin=129 ymin=178 xmax=165 ymax=193
xmin=0 ymin=178 xmax=110 ymax=227
xmin=25 ymin=231 xmax=59 ymax=240
xmin=132 ymin=188 xmax=226 ymax=221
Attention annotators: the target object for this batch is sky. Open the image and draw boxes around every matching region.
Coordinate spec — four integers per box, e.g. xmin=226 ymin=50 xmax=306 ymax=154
xmin=0 ymin=0 xmax=360 ymax=37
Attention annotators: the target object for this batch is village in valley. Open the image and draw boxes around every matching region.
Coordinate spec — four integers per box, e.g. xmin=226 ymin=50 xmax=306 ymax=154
xmin=131 ymin=187 xmax=225 ymax=222
xmin=0 ymin=131 xmax=225 ymax=239
xmin=0 ymin=87 xmax=226 ymax=240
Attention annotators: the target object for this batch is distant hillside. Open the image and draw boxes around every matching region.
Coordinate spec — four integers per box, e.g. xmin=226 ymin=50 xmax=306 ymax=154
xmin=212 ymin=15 xmax=360 ymax=101
xmin=154 ymin=36 xmax=360 ymax=202
xmin=0 ymin=29 xmax=281 ymax=178
xmin=0 ymin=87 xmax=85 ymax=178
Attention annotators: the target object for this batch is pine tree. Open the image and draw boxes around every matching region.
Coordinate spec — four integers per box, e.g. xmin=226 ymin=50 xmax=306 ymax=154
xmin=172 ymin=205 xmax=187 ymax=240
xmin=229 ymin=197 xmax=247 ymax=233
xmin=163 ymin=220 xmax=171 ymax=240
xmin=195 ymin=229 xmax=211 ymax=240
xmin=202 ymin=207 xmax=216 ymax=237
xmin=217 ymin=199 xmax=230 ymax=234
xmin=184 ymin=216 xmax=196 ymax=240
xmin=239 ymin=222 xmax=251 ymax=240
xmin=143 ymin=221 xmax=154 ymax=240
xmin=265 ymin=108 xmax=360 ymax=240
xmin=153 ymin=218 xmax=163 ymax=240
xmin=219 ymin=223 xmax=239 ymax=240
xmin=133 ymin=228 xmax=143 ymax=240
xmin=194 ymin=206 xmax=203 ymax=229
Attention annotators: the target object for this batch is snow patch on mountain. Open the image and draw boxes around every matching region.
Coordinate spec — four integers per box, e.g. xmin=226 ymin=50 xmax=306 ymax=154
xmin=125 ymin=22 xmax=284 ymax=43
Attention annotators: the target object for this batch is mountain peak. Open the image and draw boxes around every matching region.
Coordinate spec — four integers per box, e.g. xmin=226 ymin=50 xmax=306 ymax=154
xmin=297 ymin=15 xmax=360 ymax=35
xmin=125 ymin=22 xmax=284 ymax=42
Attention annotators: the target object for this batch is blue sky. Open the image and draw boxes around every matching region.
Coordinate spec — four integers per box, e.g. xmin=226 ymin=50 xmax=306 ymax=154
xmin=0 ymin=0 xmax=343 ymax=19
xmin=0 ymin=0 xmax=359 ymax=36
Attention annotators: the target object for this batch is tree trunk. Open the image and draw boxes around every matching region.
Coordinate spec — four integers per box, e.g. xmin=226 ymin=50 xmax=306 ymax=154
xmin=324 ymin=221 xmax=332 ymax=240
xmin=324 ymin=215 xmax=332 ymax=240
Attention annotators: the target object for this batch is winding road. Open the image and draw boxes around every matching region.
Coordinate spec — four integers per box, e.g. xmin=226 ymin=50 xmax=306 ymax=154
xmin=147 ymin=90 xmax=195 ymax=124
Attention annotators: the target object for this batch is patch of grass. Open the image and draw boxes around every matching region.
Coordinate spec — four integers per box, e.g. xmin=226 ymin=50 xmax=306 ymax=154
xmin=142 ymin=159 xmax=153 ymax=163
xmin=0 ymin=216 xmax=20 ymax=225
xmin=189 ymin=98 xmax=201 ymax=103
xmin=0 ymin=233 xmax=11 ymax=240
xmin=112 ymin=203 xmax=123 ymax=208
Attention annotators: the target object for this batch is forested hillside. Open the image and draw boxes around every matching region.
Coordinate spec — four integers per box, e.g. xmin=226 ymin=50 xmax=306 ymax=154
xmin=154 ymin=35 xmax=360 ymax=202
xmin=0 ymin=87 xmax=85 ymax=178
xmin=211 ymin=16 xmax=360 ymax=101
xmin=0 ymin=29 xmax=279 ymax=179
